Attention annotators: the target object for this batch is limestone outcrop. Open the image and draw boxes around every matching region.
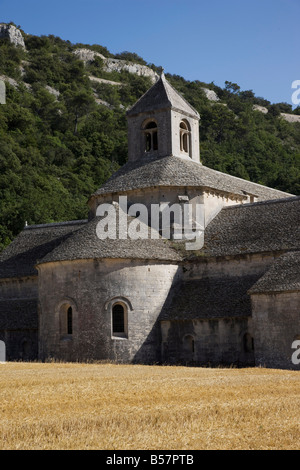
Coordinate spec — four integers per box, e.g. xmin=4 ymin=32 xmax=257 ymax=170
xmin=89 ymin=75 xmax=122 ymax=86
xmin=103 ymin=58 xmax=158 ymax=83
xmin=202 ymin=88 xmax=220 ymax=102
xmin=0 ymin=24 xmax=25 ymax=49
xmin=74 ymin=48 xmax=158 ymax=83
xmin=0 ymin=74 xmax=31 ymax=90
xmin=280 ymin=113 xmax=300 ymax=123
xmin=253 ymin=104 xmax=268 ymax=114
xmin=73 ymin=48 xmax=106 ymax=63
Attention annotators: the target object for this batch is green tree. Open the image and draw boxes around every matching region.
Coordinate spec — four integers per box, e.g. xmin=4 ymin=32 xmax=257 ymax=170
xmin=64 ymin=88 xmax=96 ymax=134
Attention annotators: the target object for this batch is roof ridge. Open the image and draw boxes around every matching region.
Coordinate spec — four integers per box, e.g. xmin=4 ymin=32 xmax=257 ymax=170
xmin=93 ymin=154 xmax=295 ymax=200
xmin=126 ymin=74 xmax=199 ymax=118
xmin=126 ymin=75 xmax=169 ymax=115
xmin=24 ymin=219 xmax=88 ymax=230
xmin=162 ymin=73 xmax=200 ymax=118
xmin=201 ymin=164 xmax=292 ymax=196
xmin=222 ymin=195 xmax=300 ymax=211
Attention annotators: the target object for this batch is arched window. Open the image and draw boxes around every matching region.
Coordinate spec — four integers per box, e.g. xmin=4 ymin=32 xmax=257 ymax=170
xmin=143 ymin=120 xmax=158 ymax=153
xmin=183 ymin=334 xmax=195 ymax=354
xmin=59 ymin=304 xmax=73 ymax=338
xmin=112 ymin=303 xmax=128 ymax=338
xmin=181 ymin=334 xmax=196 ymax=364
xmin=243 ymin=333 xmax=254 ymax=353
xmin=67 ymin=307 xmax=73 ymax=335
xmin=20 ymin=338 xmax=32 ymax=361
xmin=180 ymin=120 xmax=191 ymax=156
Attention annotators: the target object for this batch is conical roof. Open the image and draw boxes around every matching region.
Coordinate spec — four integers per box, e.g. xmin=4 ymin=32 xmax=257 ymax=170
xmin=127 ymin=73 xmax=199 ymax=119
xmin=37 ymin=213 xmax=181 ymax=265
xmin=92 ymin=154 xmax=292 ymax=201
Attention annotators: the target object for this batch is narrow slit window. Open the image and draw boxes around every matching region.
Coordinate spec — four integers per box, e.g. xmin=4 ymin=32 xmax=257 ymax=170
xmin=67 ymin=306 xmax=73 ymax=335
xmin=112 ymin=304 xmax=125 ymax=334
xmin=243 ymin=333 xmax=254 ymax=353
xmin=183 ymin=335 xmax=195 ymax=353
xmin=59 ymin=303 xmax=74 ymax=339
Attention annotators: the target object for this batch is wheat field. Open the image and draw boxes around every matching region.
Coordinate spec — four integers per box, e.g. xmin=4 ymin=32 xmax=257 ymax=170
xmin=0 ymin=362 xmax=299 ymax=450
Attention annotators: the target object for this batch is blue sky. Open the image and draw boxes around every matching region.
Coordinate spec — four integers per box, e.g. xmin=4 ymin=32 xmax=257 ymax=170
xmin=1 ymin=0 xmax=299 ymax=105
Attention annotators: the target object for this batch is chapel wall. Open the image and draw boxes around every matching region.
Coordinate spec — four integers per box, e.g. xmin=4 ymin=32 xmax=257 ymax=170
xmin=183 ymin=253 xmax=278 ymax=281
xmin=161 ymin=316 xmax=254 ymax=366
xmin=37 ymin=259 xmax=182 ymax=363
xmin=251 ymin=291 xmax=300 ymax=369
xmin=0 ymin=276 xmax=37 ymax=300
xmin=0 ymin=276 xmax=38 ymax=361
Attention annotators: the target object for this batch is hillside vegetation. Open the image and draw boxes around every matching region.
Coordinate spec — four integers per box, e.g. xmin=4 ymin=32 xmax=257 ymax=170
xmin=0 ymin=24 xmax=299 ymax=250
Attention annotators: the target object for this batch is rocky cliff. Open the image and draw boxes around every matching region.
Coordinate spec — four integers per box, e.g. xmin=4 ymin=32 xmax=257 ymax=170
xmin=74 ymin=48 xmax=158 ymax=83
xmin=0 ymin=23 xmax=25 ymax=49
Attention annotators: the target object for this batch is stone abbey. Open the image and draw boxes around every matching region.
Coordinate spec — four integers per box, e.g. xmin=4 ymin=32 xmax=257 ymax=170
xmin=0 ymin=74 xmax=299 ymax=369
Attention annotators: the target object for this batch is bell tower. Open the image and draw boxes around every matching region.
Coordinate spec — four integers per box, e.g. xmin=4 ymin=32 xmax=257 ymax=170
xmin=126 ymin=73 xmax=201 ymax=164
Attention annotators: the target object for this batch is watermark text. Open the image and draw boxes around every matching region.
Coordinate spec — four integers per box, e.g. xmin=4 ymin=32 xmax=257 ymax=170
xmin=291 ymin=340 xmax=300 ymax=365
xmin=96 ymin=196 xmax=206 ymax=250
xmin=291 ymin=80 xmax=300 ymax=106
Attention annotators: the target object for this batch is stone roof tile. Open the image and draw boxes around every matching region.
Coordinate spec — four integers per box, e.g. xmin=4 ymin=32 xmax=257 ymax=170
xmin=197 ymin=197 xmax=300 ymax=258
xmin=0 ymin=220 xmax=87 ymax=279
xmin=161 ymin=275 xmax=260 ymax=321
xmin=93 ymin=154 xmax=292 ymax=201
xmin=248 ymin=251 xmax=300 ymax=294
xmin=37 ymin=215 xmax=181 ymax=265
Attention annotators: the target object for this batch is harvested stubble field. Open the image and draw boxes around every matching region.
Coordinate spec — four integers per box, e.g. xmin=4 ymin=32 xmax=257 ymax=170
xmin=0 ymin=362 xmax=299 ymax=450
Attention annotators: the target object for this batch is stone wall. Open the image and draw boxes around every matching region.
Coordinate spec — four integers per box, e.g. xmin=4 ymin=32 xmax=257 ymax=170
xmin=89 ymin=185 xmax=248 ymax=234
xmin=161 ymin=317 xmax=254 ymax=366
xmin=0 ymin=277 xmax=37 ymax=301
xmin=37 ymin=259 xmax=181 ymax=363
xmin=127 ymin=109 xmax=200 ymax=163
xmin=127 ymin=109 xmax=173 ymax=162
xmin=0 ymin=276 xmax=38 ymax=360
xmin=170 ymin=110 xmax=200 ymax=162
xmin=184 ymin=252 xmax=277 ymax=281
xmin=251 ymin=291 xmax=300 ymax=369
xmin=160 ymin=253 xmax=279 ymax=366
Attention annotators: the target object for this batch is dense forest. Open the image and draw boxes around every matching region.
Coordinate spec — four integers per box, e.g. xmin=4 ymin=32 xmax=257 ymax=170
xmin=0 ymin=24 xmax=299 ymax=250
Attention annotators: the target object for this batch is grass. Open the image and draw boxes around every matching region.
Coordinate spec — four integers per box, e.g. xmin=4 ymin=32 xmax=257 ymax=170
xmin=0 ymin=362 xmax=299 ymax=450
